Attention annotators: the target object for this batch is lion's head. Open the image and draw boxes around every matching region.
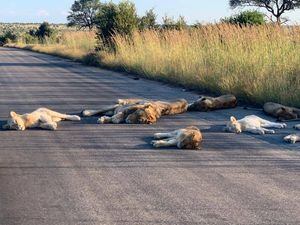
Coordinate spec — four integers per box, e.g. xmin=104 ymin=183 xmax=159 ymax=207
xmin=224 ymin=116 xmax=242 ymax=134
xmin=2 ymin=111 xmax=25 ymax=131
xmin=275 ymin=107 xmax=298 ymax=121
xmin=125 ymin=104 xmax=160 ymax=124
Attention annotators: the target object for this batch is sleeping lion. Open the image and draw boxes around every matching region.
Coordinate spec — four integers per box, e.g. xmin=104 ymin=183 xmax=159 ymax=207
xmin=151 ymin=126 xmax=203 ymax=149
xmin=224 ymin=115 xmax=287 ymax=135
xmin=188 ymin=94 xmax=237 ymax=112
xmin=263 ymin=102 xmax=300 ymax=121
xmin=82 ymin=98 xmax=188 ymax=124
xmin=2 ymin=108 xmax=81 ymax=131
xmin=284 ymin=124 xmax=300 ymax=144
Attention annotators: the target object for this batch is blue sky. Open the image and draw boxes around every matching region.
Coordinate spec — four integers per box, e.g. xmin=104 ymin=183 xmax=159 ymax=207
xmin=0 ymin=0 xmax=299 ymax=24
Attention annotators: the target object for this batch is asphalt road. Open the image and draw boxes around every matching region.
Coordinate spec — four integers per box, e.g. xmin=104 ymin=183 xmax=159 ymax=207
xmin=0 ymin=47 xmax=299 ymax=225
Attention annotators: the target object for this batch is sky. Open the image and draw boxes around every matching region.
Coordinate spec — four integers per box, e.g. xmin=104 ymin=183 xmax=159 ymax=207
xmin=0 ymin=0 xmax=300 ymax=24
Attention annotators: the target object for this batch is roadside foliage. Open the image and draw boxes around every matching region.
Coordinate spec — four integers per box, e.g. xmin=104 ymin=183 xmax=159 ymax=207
xmin=4 ymin=23 xmax=300 ymax=107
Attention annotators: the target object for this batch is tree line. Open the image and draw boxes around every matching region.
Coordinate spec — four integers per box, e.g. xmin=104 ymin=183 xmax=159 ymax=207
xmin=1 ymin=0 xmax=299 ymax=46
xmin=66 ymin=0 xmax=300 ymax=46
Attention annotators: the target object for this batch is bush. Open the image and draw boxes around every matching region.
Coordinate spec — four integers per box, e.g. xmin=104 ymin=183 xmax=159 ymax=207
xmin=222 ymin=10 xmax=266 ymax=26
xmin=22 ymin=33 xmax=39 ymax=44
xmin=0 ymin=31 xmax=18 ymax=45
xmin=36 ymin=22 xmax=54 ymax=40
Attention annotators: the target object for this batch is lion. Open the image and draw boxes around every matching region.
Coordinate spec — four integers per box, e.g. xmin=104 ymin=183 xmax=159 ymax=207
xmin=82 ymin=98 xmax=188 ymax=124
xmin=2 ymin=108 xmax=81 ymax=131
xmin=284 ymin=124 xmax=300 ymax=144
xmin=188 ymin=94 xmax=237 ymax=112
xmin=224 ymin=115 xmax=287 ymax=135
xmin=151 ymin=126 xmax=203 ymax=149
xmin=263 ymin=102 xmax=300 ymax=121
xmin=284 ymin=134 xmax=300 ymax=144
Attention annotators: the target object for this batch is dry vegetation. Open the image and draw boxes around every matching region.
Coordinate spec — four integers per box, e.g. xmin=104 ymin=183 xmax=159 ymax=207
xmin=11 ymin=31 xmax=96 ymax=59
xmin=7 ymin=24 xmax=300 ymax=107
xmin=0 ymin=23 xmax=73 ymax=36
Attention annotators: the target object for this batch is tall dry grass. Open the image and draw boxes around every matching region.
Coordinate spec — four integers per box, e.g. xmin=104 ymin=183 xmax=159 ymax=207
xmin=9 ymin=25 xmax=300 ymax=106
xmin=102 ymin=24 xmax=300 ymax=106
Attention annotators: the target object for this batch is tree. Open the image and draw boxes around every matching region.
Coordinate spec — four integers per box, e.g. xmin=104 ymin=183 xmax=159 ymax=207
xmin=95 ymin=0 xmax=138 ymax=47
xmin=229 ymin=0 xmax=300 ymax=24
xmin=114 ymin=0 xmax=139 ymax=35
xmin=175 ymin=16 xmax=188 ymax=30
xmin=67 ymin=0 xmax=100 ymax=30
xmin=96 ymin=2 xmax=117 ymax=44
xmin=139 ymin=8 xmax=157 ymax=30
xmin=96 ymin=2 xmax=118 ymax=46
xmin=222 ymin=10 xmax=266 ymax=25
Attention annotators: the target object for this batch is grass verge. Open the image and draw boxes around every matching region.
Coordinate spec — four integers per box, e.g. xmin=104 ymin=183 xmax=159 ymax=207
xmin=6 ymin=25 xmax=300 ymax=107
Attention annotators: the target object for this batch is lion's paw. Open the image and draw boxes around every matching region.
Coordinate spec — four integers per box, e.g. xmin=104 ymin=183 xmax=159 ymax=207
xmin=280 ymin=123 xmax=287 ymax=129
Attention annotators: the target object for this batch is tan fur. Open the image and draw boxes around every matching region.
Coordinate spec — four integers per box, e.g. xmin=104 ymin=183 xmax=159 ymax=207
xmin=82 ymin=99 xmax=188 ymax=124
xmin=188 ymin=94 xmax=237 ymax=112
xmin=225 ymin=115 xmax=286 ymax=135
xmin=2 ymin=108 xmax=81 ymax=131
xmin=263 ymin=102 xmax=300 ymax=121
xmin=151 ymin=126 xmax=203 ymax=150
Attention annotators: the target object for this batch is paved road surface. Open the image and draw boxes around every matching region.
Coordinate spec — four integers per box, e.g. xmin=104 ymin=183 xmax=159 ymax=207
xmin=0 ymin=47 xmax=299 ymax=225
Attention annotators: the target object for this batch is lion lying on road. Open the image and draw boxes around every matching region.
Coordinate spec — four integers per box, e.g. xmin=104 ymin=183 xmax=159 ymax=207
xmin=188 ymin=94 xmax=237 ymax=112
xmin=224 ymin=115 xmax=286 ymax=135
xmin=82 ymin=98 xmax=188 ymax=124
xmin=284 ymin=124 xmax=300 ymax=144
xmin=151 ymin=126 xmax=203 ymax=149
xmin=2 ymin=108 xmax=81 ymax=131
xmin=284 ymin=134 xmax=300 ymax=144
xmin=263 ymin=102 xmax=300 ymax=121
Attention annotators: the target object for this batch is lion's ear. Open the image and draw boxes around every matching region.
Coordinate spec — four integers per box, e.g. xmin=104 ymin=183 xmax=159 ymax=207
xmin=230 ymin=116 xmax=237 ymax=123
xmin=10 ymin=111 xmax=18 ymax=118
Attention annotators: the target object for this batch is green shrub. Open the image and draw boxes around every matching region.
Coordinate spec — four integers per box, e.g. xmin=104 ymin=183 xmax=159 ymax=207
xmin=36 ymin=22 xmax=54 ymax=40
xmin=22 ymin=33 xmax=39 ymax=44
xmin=0 ymin=31 xmax=18 ymax=45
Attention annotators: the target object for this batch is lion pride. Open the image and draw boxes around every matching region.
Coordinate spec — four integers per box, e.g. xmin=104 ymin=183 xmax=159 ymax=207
xmin=82 ymin=98 xmax=188 ymax=124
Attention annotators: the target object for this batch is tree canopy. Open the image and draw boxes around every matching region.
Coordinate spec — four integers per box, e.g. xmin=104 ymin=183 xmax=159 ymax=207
xmin=138 ymin=8 xmax=157 ymax=30
xmin=95 ymin=1 xmax=138 ymax=47
xmin=229 ymin=0 xmax=300 ymax=24
xmin=67 ymin=0 xmax=100 ymax=30
xmin=222 ymin=10 xmax=266 ymax=25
